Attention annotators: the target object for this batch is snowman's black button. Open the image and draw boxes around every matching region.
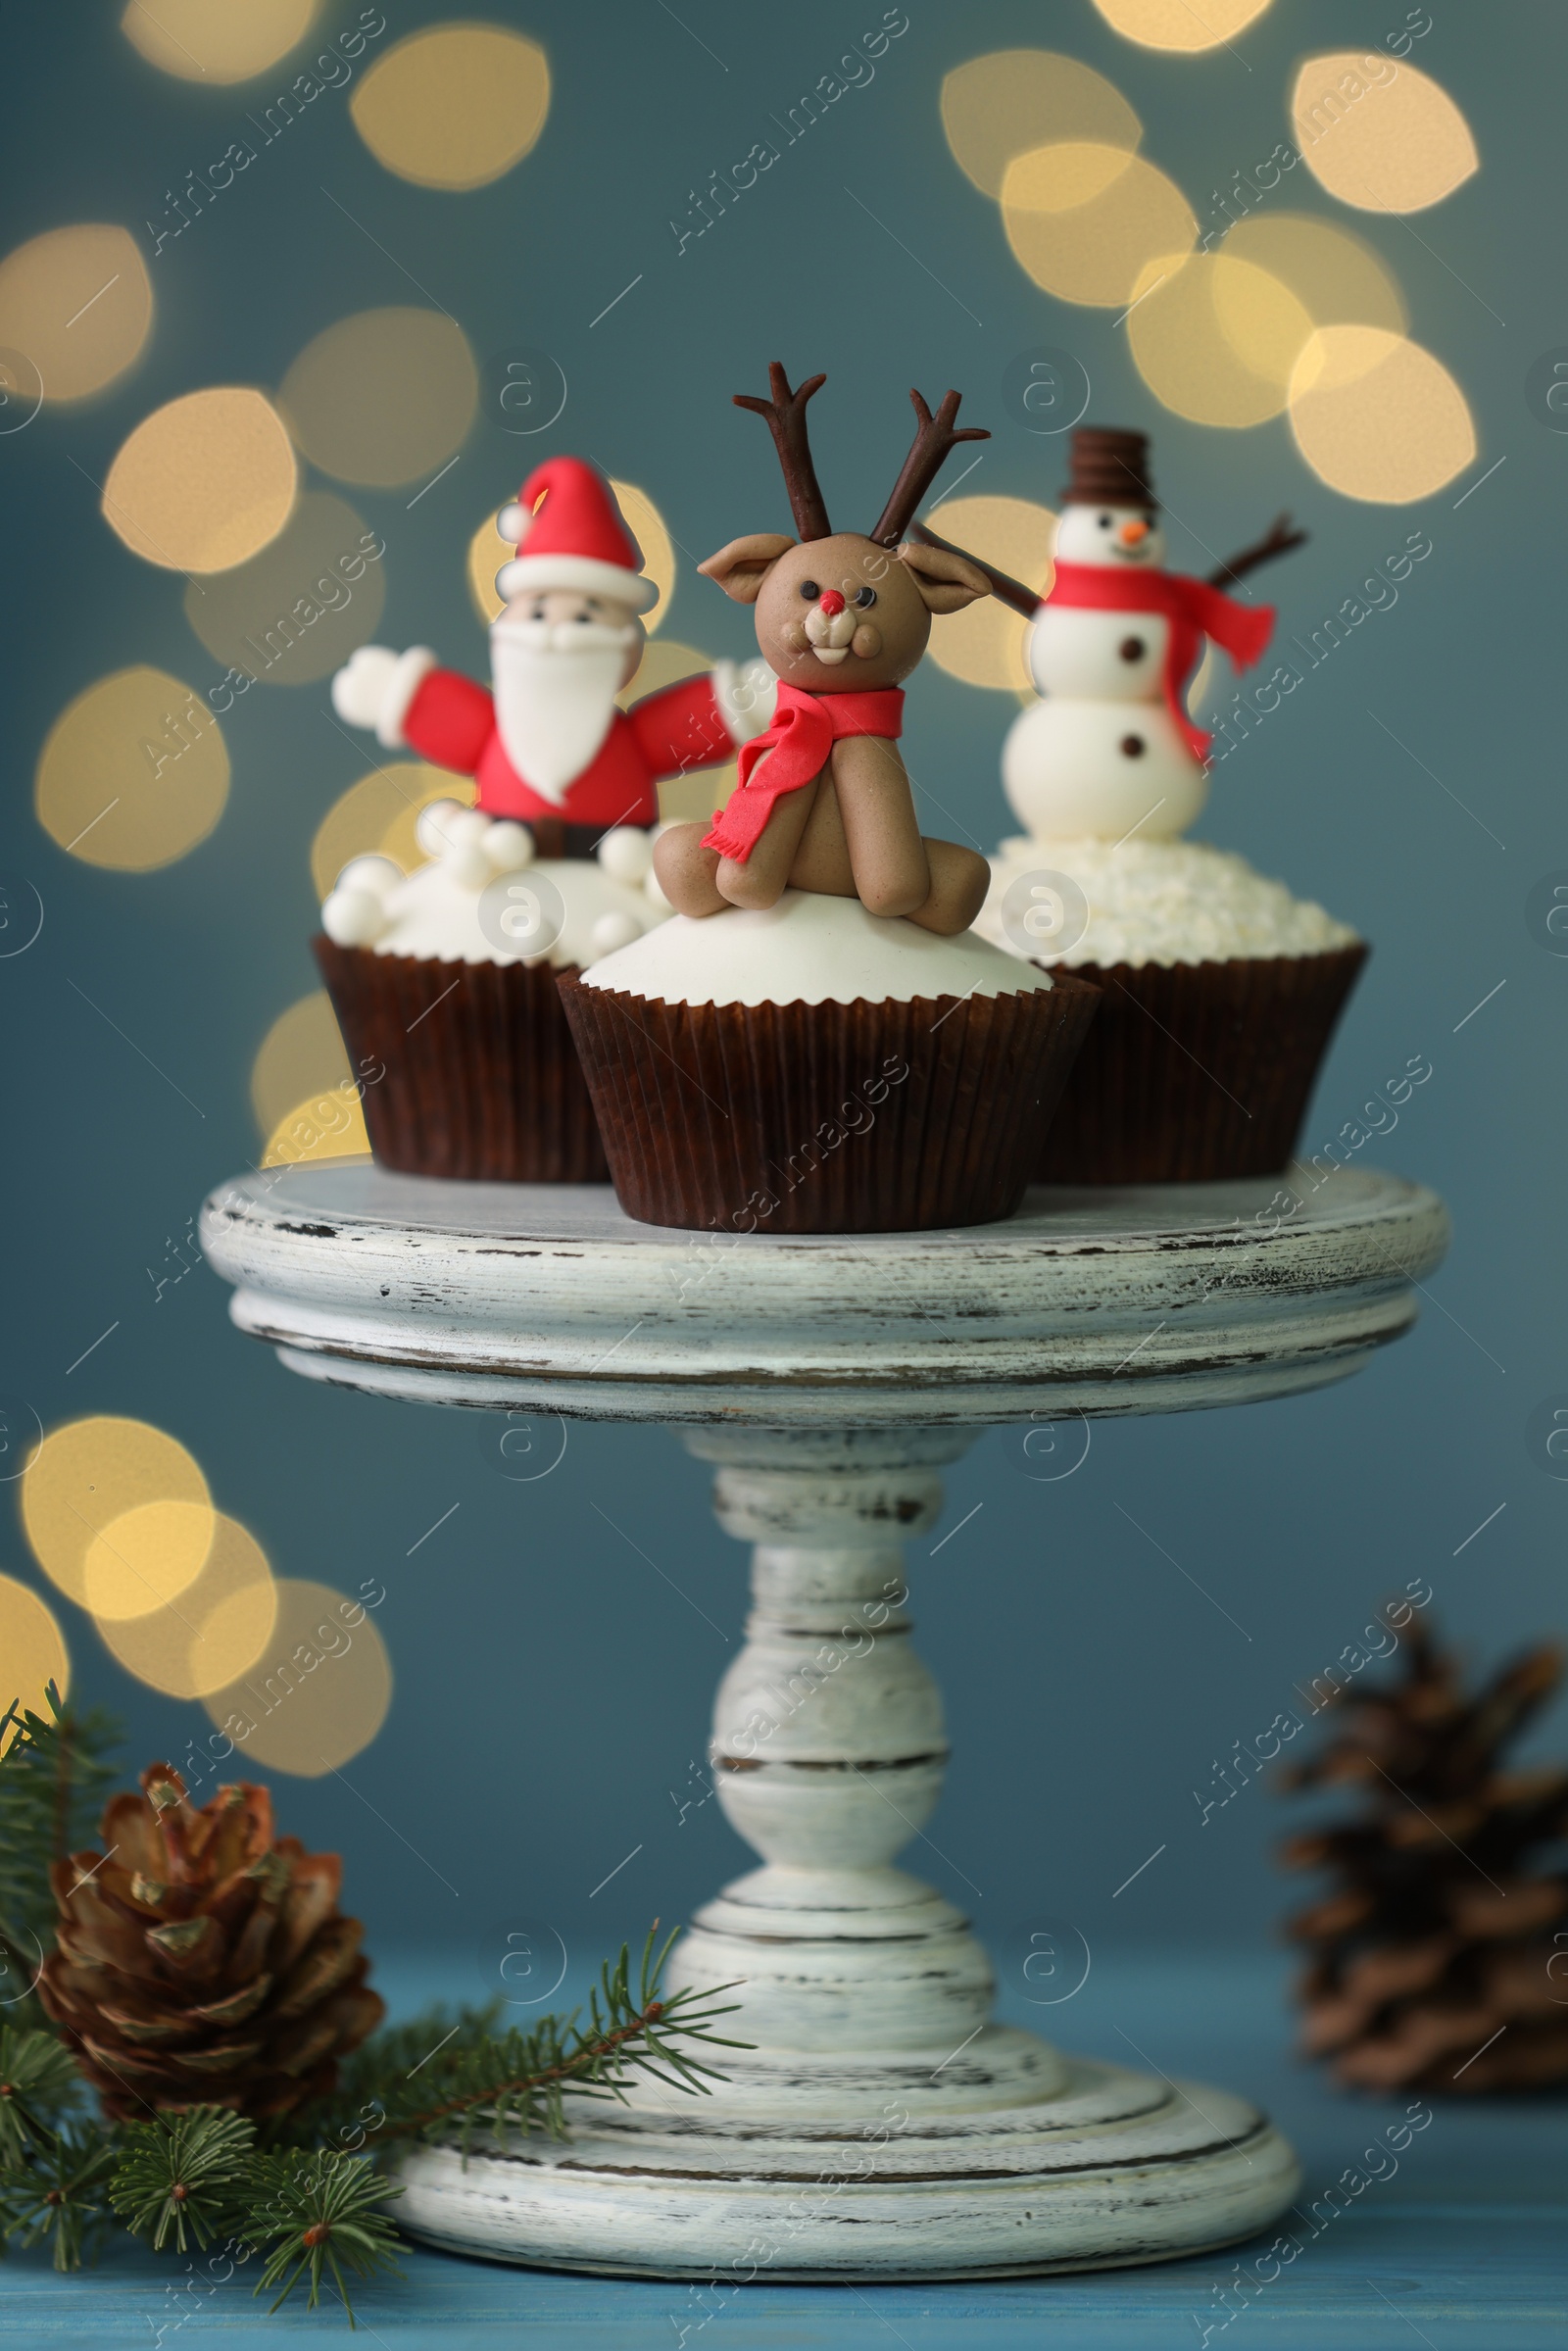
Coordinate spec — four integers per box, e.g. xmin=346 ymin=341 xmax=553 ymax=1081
xmin=1118 ymin=635 xmax=1145 ymax=661
xmin=1119 ymin=734 xmax=1146 ymax=758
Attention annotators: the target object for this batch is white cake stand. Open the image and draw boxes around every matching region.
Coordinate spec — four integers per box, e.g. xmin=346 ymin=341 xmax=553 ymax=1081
xmin=200 ymin=1161 xmax=1447 ymax=2281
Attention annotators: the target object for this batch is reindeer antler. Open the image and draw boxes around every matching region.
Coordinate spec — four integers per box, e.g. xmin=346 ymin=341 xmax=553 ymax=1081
xmin=870 ymin=388 xmax=989 ymax=550
xmin=733 ymin=362 xmax=832 ymax=543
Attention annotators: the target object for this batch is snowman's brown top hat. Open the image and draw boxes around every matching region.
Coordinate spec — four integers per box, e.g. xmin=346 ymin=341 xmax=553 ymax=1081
xmin=1061 ymin=426 xmax=1157 ymax=509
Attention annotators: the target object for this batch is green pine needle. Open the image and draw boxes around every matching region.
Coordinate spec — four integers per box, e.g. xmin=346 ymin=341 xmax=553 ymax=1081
xmin=0 ymin=1683 xmax=120 ymax=2031
xmin=245 ymin=2151 xmax=403 ymax=2324
xmin=0 ymin=2123 xmax=119 ymax=2271
xmin=0 ymin=2028 xmax=81 ymax=2163
xmin=109 ymin=2106 xmax=257 ymax=2253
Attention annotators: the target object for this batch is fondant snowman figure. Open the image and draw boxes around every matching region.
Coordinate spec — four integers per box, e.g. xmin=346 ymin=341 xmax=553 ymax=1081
xmin=999 ymin=428 xmax=1278 ymax=844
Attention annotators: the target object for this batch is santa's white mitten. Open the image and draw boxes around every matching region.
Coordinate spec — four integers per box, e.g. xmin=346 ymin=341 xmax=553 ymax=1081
xmin=330 ymin=645 xmax=436 ymax=747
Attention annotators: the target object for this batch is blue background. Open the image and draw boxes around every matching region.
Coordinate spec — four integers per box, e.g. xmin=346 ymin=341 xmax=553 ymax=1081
xmin=1 ymin=0 xmax=1562 ymax=2036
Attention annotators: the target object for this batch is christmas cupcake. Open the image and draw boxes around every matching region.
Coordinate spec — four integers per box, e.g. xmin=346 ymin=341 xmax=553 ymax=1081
xmin=323 ymin=457 xmax=775 ymax=1181
xmin=559 ymin=890 xmax=1098 ymax=1233
xmin=934 ymin=425 xmax=1364 ymax=1184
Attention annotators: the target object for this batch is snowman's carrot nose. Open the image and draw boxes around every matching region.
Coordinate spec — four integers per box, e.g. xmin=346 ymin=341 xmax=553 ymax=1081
xmin=1119 ymin=518 xmax=1151 ymax=546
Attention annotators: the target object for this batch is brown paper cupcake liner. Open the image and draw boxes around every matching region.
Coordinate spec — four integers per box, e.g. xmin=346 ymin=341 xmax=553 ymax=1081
xmin=1035 ymin=943 xmax=1368 ymax=1185
xmin=558 ymin=972 xmax=1100 ymax=1233
xmin=314 ymin=938 xmax=609 ymax=1183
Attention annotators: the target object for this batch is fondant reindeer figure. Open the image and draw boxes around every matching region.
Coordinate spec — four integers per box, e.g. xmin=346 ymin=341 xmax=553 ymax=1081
xmin=653 ymin=365 xmax=995 ymax=937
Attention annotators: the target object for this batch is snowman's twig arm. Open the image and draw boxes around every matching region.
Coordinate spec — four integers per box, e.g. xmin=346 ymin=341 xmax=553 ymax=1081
xmin=908 ymin=522 xmax=1040 ymax=618
xmin=1206 ymin=513 xmax=1307 ymax=591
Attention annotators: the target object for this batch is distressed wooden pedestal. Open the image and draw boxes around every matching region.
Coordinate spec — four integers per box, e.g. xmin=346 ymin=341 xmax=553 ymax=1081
xmin=200 ymin=1163 xmax=1447 ymax=2280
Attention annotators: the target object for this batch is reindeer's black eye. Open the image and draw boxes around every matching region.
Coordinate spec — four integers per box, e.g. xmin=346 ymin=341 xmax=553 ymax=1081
xmin=798 ymin=579 xmax=820 ymax=602
xmin=853 ymin=586 xmax=877 ymax=609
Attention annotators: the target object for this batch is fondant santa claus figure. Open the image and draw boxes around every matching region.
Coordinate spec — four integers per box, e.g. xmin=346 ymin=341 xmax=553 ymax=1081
xmin=331 ymin=457 xmax=775 ymax=839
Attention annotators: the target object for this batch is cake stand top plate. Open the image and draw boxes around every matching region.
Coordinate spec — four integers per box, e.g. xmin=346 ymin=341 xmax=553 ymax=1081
xmin=199 ymin=1161 xmax=1448 ymax=1427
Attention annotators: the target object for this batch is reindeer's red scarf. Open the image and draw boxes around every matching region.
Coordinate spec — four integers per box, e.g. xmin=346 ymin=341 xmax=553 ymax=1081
xmin=1046 ymin=563 xmax=1274 ymax=760
xmin=702 ymin=682 xmax=905 ymax=863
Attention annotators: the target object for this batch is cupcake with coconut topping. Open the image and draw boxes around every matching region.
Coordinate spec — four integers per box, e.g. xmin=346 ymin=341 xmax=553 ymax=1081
xmin=315 ymin=801 xmax=670 ymax=1183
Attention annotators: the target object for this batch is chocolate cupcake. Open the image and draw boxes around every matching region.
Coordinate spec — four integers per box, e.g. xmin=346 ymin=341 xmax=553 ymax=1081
xmin=979 ymin=836 xmax=1364 ymax=1184
xmin=559 ymin=889 xmax=1099 ymax=1233
xmin=315 ymin=802 xmax=672 ymax=1182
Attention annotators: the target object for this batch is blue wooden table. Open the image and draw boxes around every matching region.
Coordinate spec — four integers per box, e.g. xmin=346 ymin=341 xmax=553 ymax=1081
xmin=4 ymin=1950 xmax=1561 ymax=2347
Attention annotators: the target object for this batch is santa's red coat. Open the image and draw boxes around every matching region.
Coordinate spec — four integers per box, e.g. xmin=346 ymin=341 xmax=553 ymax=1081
xmin=401 ymin=666 xmax=737 ymax=827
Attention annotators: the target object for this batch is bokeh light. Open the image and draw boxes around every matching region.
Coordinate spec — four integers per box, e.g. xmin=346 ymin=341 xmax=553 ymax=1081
xmin=280 ymin=310 xmax=477 ymax=490
xmin=467 ymin=478 xmax=673 ymax=628
xmin=251 ymin=991 xmax=353 ymax=1137
xmin=924 ymin=496 xmax=1055 ymax=690
xmin=619 ymin=638 xmax=708 ymax=708
xmin=1128 ymin=251 xmax=1312 ymax=426
xmin=23 ymin=1417 xmax=212 ymax=1612
xmin=1092 ymin=0 xmax=1272 ymax=49
xmin=1288 ymin=325 xmax=1476 ymax=502
xmin=1223 ymin=214 xmax=1406 ymax=342
xmin=122 ymin=0 xmax=320 ymax=82
xmin=35 ymin=666 xmax=229 ymax=869
xmin=202 ymin=1579 xmax=392 ymax=1775
xmin=1002 ymin=144 xmax=1196 ymax=308
xmin=262 ymin=1089 xmax=371 ymax=1168
xmin=350 ymin=24 xmax=550 ymax=189
xmin=941 ymin=51 xmax=1140 ymax=198
xmin=0 ymin=224 xmax=152 ymax=403
xmin=83 ymin=1498 xmax=220 ymax=1622
xmin=1291 ymin=55 xmax=1478 ymax=213
xmin=312 ymin=762 xmax=471 ymax=899
xmin=102 ymin=387 xmax=297 ymax=572
xmin=97 ymin=1512 xmax=278 ymax=1698
xmin=183 ymin=490 xmax=385 ymax=686
xmin=0 ymin=1576 xmax=70 ymax=1737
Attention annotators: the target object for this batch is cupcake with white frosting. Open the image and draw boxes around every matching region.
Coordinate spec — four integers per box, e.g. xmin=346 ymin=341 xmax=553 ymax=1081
xmin=558 ymin=891 xmax=1099 ymax=1233
xmin=315 ymin=801 xmax=670 ymax=1182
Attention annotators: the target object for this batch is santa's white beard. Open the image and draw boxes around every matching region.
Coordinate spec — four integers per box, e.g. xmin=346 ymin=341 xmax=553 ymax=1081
xmin=489 ymin=619 xmax=637 ymax=802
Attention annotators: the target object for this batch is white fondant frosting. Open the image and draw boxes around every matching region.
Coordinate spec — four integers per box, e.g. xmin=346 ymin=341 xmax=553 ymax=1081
xmin=319 ymin=807 xmax=670 ymax=970
xmin=979 ymin=836 xmax=1359 ymax=970
xmin=580 ymin=888 xmax=1055 ymax=1009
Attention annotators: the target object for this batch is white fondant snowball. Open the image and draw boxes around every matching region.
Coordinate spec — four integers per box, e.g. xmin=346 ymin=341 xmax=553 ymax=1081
xmin=321 ymin=887 xmax=390 ymax=948
xmin=581 ymin=889 xmax=1054 ymax=1008
xmin=443 ymin=843 xmax=492 ymax=890
xmin=590 ymin=909 xmax=643 ymax=955
xmin=483 ymin=821 xmax=534 ymax=871
xmin=335 ymin=855 xmax=401 ymax=900
xmin=597 ymin=826 xmax=653 ymax=884
xmin=444 ymin=808 xmax=490 ymax=848
xmin=415 ymin=800 xmax=466 ymax=857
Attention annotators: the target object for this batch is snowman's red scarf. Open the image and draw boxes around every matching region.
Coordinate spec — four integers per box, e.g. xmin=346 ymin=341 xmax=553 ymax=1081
xmin=1046 ymin=563 xmax=1274 ymax=760
xmin=702 ymin=681 xmax=905 ymax=863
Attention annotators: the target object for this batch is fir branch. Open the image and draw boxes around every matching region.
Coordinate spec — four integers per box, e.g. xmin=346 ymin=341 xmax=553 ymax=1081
xmin=245 ymin=2150 xmax=402 ymax=2324
xmin=0 ymin=2028 xmax=81 ymax=2162
xmin=109 ymin=2106 xmax=257 ymax=2254
xmin=0 ymin=2122 xmax=119 ymax=2271
xmin=0 ymin=1684 xmax=119 ymax=2028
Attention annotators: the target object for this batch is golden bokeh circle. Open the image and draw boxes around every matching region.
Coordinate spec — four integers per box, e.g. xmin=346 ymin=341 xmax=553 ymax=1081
xmin=251 ymin=990 xmax=353 ymax=1138
xmin=280 ymin=309 xmax=477 ymax=490
xmin=1128 ymin=251 xmax=1313 ymax=426
xmin=468 ymin=477 xmax=673 ymax=628
xmin=1222 ymin=213 xmax=1405 ymax=343
xmin=263 ymin=1089 xmax=371 ymax=1168
xmin=619 ymin=638 xmax=708 ymax=709
xmin=83 ymin=1497 xmax=219 ymax=1623
xmin=96 ymin=1512 xmax=278 ymax=1698
xmin=23 ymin=1417 xmax=212 ymax=1612
xmin=0 ymin=225 xmax=153 ymax=403
xmin=925 ymin=496 xmax=1055 ymax=691
xmin=1092 ymin=0 xmax=1272 ymax=50
xmin=1288 ymin=325 xmax=1476 ymax=502
xmin=1291 ymin=54 xmax=1478 ymax=214
xmin=0 ymin=1576 xmax=70 ymax=1740
xmin=202 ymin=1578 xmax=392 ymax=1775
xmin=183 ymin=490 xmax=385 ymax=686
xmin=941 ymin=51 xmax=1140 ymax=199
xmin=121 ymin=0 xmax=320 ymax=82
xmin=36 ymin=665 xmax=229 ymax=870
xmin=312 ymin=761 xmax=471 ymax=899
xmin=350 ymin=23 xmax=550 ymax=190
xmin=1002 ymin=144 xmax=1196 ymax=308
xmin=103 ymin=388 xmax=297 ymax=573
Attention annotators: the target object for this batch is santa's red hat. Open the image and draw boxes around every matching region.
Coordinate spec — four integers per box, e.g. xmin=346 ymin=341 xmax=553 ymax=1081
xmin=495 ymin=458 xmax=657 ymax=612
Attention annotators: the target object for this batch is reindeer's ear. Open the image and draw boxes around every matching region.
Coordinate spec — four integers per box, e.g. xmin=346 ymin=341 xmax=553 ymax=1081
xmin=895 ymin=538 xmax=992 ymax=615
xmin=698 ymin=533 xmax=796 ymax=605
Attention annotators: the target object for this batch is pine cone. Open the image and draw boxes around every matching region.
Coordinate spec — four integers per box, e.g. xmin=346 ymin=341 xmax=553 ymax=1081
xmin=1278 ymin=1617 xmax=1568 ymax=2093
xmin=37 ymin=1763 xmax=384 ymax=2122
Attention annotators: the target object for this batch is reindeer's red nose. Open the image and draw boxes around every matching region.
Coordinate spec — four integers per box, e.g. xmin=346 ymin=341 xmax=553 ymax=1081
xmin=817 ymin=589 xmax=847 ymax=616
